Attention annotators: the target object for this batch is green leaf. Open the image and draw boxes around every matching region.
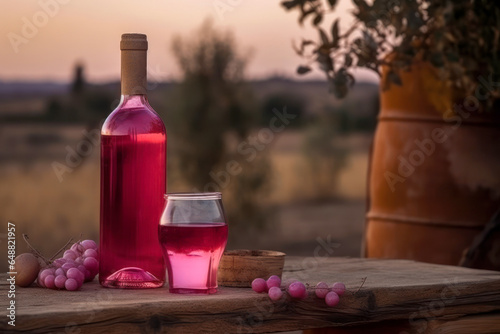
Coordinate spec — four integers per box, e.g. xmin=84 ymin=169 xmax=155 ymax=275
xmin=327 ymin=0 xmax=338 ymax=8
xmin=302 ymin=39 xmax=315 ymax=47
xmin=293 ymin=39 xmax=315 ymax=56
xmin=344 ymin=53 xmax=353 ymax=67
xmin=352 ymin=0 xmax=369 ymax=12
xmin=319 ymin=28 xmax=329 ymax=46
xmin=331 ymin=19 xmax=339 ymax=47
xmin=313 ymin=14 xmax=323 ymax=26
xmin=362 ymin=31 xmax=377 ymax=51
xmin=281 ymin=0 xmax=299 ymax=10
xmin=297 ymin=65 xmax=312 ymax=75
xmin=299 ymin=8 xmax=316 ymax=25
xmin=292 ymin=43 xmax=303 ymax=56
xmin=317 ymin=53 xmax=334 ymax=72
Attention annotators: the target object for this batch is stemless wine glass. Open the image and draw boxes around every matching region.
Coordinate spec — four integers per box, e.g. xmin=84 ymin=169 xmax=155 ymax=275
xmin=159 ymin=192 xmax=228 ymax=294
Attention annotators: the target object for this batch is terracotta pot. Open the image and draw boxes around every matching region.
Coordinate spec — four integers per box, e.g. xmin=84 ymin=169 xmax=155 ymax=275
xmin=365 ymin=61 xmax=500 ymax=270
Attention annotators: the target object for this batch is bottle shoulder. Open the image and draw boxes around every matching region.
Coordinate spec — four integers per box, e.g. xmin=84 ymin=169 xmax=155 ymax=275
xmin=101 ymin=105 xmax=165 ymax=136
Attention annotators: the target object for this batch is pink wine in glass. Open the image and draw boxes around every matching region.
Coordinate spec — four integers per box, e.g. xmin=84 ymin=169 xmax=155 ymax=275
xmin=99 ymin=33 xmax=166 ymax=288
xmin=159 ymin=193 xmax=229 ymax=294
xmin=159 ymin=223 xmax=228 ymax=294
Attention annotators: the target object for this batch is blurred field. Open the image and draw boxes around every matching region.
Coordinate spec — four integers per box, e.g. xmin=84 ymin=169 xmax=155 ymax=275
xmin=0 ymin=123 xmax=370 ymax=271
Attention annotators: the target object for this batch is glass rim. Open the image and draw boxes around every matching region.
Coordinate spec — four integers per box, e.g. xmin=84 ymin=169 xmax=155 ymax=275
xmin=164 ymin=192 xmax=221 ymax=200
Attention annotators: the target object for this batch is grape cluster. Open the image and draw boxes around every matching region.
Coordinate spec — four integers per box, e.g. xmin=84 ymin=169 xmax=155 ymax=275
xmin=251 ymin=276 xmax=346 ymax=307
xmin=37 ymin=240 xmax=99 ymax=291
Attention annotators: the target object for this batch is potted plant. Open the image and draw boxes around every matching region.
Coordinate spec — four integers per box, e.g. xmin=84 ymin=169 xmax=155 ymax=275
xmin=283 ymin=0 xmax=500 ymax=270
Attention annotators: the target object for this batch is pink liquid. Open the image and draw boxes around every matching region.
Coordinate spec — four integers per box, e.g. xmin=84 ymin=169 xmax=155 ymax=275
xmin=100 ymin=96 xmax=166 ymax=288
xmin=159 ymin=223 xmax=228 ymax=294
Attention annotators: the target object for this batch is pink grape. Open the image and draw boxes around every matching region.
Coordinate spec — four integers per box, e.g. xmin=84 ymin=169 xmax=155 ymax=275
xmin=44 ymin=275 xmax=56 ymax=289
xmin=315 ymin=282 xmax=329 ymax=298
xmin=83 ymin=269 xmax=92 ymax=281
xmin=36 ymin=239 xmax=99 ymax=291
xmin=331 ymin=282 xmax=346 ymax=296
xmin=83 ymin=257 xmax=99 ymax=274
xmin=54 ymin=275 xmax=67 ymax=289
xmin=71 ymin=243 xmax=85 ymax=254
xmin=266 ymin=275 xmax=281 ymax=289
xmin=60 ymin=259 xmax=76 ymax=267
xmin=325 ymin=291 xmax=340 ymax=307
xmin=65 ymin=278 xmax=80 ymax=291
xmin=288 ymin=282 xmax=307 ymax=299
xmin=84 ymin=249 xmax=98 ymax=259
xmin=37 ymin=276 xmax=45 ymax=288
xmin=62 ymin=263 xmax=76 ymax=270
xmin=52 ymin=258 xmax=66 ymax=268
xmin=81 ymin=240 xmax=98 ymax=250
xmin=67 ymin=268 xmax=84 ymax=285
xmin=63 ymin=250 xmax=78 ymax=260
xmin=40 ymin=268 xmax=54 ymax=282
xmin=283 ymin=278 xmax=299 ymax=287
xmin=268 ymin=287 xmax=283 ymax=301
xmin=251 ymin=278 xmax=267 ymax=293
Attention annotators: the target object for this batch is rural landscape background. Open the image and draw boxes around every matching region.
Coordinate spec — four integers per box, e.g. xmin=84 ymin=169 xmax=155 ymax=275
xmin=0 ymin=1 xmax=379 ymax=272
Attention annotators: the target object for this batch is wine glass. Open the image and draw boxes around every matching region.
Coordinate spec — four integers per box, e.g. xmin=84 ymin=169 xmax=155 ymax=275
xmin=158 ymin=192 xmax=228 ymax=294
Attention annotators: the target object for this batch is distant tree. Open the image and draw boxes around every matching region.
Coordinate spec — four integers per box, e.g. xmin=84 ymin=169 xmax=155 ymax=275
xmin=170 ymin=20 xmax=252 ymax=187
xmin=302 ymin=111 xmax=348 ymax=200
xmin=41 ymin=62 xmax=113 ymax=125
xmin=71 ymin=62 xmax=85 ymax=95
xmin=261 ymin=93 xmax=305 ymax=127
xmin=168 ymin=20 xmax=270 ymax=231
xmin=45 ymin=98 xmax=63 ymax=121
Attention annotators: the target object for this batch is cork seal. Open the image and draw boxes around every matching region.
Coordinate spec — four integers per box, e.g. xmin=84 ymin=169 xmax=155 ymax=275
xmin=120 ymin=33 xmax=148 ymax=51
xmin=120 ymin=33 xmax=148 ymax=95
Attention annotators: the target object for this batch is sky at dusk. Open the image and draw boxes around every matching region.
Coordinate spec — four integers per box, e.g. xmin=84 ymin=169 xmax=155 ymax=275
xmin=0 ymin=0 xmax=378 ymax=83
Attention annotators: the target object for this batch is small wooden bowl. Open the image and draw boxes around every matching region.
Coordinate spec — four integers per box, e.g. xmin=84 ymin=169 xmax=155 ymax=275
xmin=218 ymin=250 xmax=286 ymax=287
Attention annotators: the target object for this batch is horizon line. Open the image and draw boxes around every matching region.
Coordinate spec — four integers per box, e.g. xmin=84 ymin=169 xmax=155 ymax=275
xmin=0 ymin=76 xmax=380 ymax=85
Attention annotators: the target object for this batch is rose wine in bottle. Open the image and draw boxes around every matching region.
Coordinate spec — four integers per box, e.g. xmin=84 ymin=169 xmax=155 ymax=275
xmin=99 ymin=33 xmax=166 ymax=288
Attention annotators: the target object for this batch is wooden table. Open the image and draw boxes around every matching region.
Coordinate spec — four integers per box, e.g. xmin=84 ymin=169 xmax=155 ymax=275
xmin=2 ymin=257 xmax=500 ymax=333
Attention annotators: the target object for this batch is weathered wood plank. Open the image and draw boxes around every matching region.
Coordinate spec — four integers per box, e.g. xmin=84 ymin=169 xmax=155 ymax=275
xmin=1 ymin=257 xmax=500 ymax=333
xmin=423 ymin=313 xmax=500 ymax=334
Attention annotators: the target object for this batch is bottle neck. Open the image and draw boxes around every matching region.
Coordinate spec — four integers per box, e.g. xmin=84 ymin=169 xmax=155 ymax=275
xmin=121 ymin=49 xmax=147 ymax=95
xmin=118 ymin=94 xmax=150 ymax=109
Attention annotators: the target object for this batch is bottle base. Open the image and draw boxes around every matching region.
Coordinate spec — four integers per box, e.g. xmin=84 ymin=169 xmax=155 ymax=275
xmin=101 ymin=267 xmax=164 ymax=289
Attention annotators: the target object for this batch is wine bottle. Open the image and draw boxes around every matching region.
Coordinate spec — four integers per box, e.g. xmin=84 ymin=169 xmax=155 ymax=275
xmin=99 ymin=33 xmax=166 ymax=288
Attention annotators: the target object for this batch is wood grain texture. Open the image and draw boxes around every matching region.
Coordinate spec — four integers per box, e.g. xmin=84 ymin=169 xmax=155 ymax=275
xmin=1 ymin=257 xmax=500 ymax=333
